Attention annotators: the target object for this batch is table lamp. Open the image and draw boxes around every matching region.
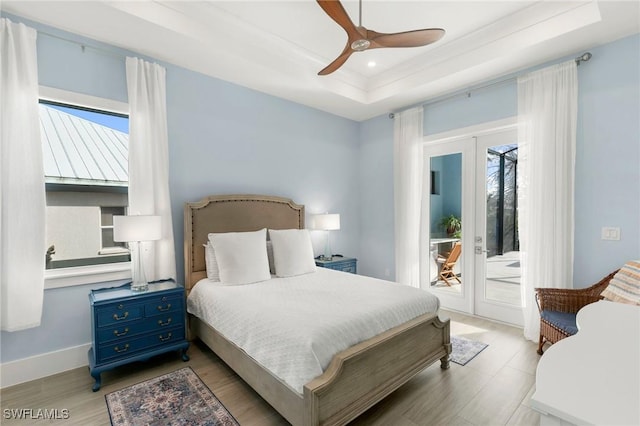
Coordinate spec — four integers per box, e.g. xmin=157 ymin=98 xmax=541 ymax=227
xmin=311 ymin=213 xmax=340 ymax=260
xmin=113 ymin=215 xmax=162 ymax=292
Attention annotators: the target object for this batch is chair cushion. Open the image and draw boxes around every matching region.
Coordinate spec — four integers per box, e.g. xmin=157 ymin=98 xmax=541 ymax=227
xmin=601 ymin=260 xmax=640 ymax=305
xmin=540 ymin=310 xmax=578 ymax=335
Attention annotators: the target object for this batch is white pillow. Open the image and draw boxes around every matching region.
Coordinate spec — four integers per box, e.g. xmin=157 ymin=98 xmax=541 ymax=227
xmin=268 ymin=229 xmax=316 ymax=277
xmin=203 ymin=242 xmax=220 ymax=281
xmin=208 ymin=229 xmax=271 ymax=285
xmin=206 ymin=240 xmax=273 ymax=280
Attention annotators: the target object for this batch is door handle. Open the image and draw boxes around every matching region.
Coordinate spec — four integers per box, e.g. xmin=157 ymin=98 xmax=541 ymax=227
xmin=475 ymin=246 xmax=489 ymax=254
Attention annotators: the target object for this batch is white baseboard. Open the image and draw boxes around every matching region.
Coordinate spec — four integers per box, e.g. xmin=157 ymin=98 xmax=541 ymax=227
xmin=0 ymin=343 xmax=91 ymax=389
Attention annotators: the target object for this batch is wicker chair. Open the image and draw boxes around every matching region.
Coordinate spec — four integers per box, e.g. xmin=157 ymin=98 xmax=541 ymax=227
xmin=535 ymin=270 xmax=618 ymax=355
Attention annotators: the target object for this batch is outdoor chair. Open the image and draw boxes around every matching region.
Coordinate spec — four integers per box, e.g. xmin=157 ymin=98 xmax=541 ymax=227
xmin=534 ymin=270 xmax=618 ymax=355
xmin=437 ymin=242 xmax=462 ymax=286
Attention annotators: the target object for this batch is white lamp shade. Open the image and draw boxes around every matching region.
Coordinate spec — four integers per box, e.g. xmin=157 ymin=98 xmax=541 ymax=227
xmin=311 ymin=214 xmax=340 ymax=231
xmin=113 ymin=215 xmax=162 ymax=242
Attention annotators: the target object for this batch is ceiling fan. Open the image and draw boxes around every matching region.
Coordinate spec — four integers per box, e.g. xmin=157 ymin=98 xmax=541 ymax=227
xmin=316 ymin=0 xmax=445 ymax=75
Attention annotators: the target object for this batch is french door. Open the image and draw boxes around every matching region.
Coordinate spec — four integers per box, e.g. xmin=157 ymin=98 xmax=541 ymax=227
xmin=422 ymin=122 xmax=523 ymax=326
xmin=474 ymin=129 xmax=522 ymax=326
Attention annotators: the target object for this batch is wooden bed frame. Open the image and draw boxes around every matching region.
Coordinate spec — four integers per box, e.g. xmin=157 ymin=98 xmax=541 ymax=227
xmin=184 ymin=194 xmax=451 ymax=426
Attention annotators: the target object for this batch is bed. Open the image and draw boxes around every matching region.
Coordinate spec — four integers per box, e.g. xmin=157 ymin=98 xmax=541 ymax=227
xmin=184 ymin=194 xmax=451 ymax=426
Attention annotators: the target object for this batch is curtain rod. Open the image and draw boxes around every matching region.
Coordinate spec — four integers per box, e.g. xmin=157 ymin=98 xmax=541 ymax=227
xmin=389 ymin=51 xmax=592 ymax=119
xmin=36 ymin=24 xmax=593 ymax=117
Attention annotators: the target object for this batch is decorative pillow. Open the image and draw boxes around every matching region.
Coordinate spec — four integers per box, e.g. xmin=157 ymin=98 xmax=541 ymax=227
xmin=601 ymin=260 xmax=640 ymax=305
xmin=208 ymin=229 xmax=271 ymax=285
xmin=203 ymin=242 xmax=220 ymax=281
xmin=268 ymin=229 xmax=316 ymax=277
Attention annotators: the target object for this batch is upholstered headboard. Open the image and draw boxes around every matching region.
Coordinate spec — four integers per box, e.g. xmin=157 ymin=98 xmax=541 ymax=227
xmin=183 ymin=194 xmax=305 ymax=292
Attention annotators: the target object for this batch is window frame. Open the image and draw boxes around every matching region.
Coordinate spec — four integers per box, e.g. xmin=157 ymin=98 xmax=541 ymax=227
xmin=40 ymin=86 xmax=131 ymax=289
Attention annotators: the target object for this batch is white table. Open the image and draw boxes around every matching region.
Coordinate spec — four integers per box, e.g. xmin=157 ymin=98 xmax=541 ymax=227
xmin=531 ymin=301 xmax=640 ymax=426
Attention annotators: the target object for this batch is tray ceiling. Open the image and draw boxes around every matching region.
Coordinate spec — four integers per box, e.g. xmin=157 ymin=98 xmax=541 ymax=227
xmin=3 ymin=1 xmax=639 ymax=121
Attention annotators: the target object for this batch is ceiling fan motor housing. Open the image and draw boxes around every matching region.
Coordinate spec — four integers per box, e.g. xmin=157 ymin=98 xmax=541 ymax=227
xmin=351 ymin=39 xmax=371 ymax=51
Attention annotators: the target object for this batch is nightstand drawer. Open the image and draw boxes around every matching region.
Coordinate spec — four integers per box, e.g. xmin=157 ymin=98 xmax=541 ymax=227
xmin=97 ymin=326 xmax=185 ymax=363
xmin=144 ymin=295 xmax=183 ymax=317
xmin=96 ymin=312 xmax=184 ymax=343
xmin=96 ymin=304 xmax=143 ymax=327
xmin=315 ymin=257 xmax=357 ymax=274
xmin=339 ymin=264 xmax=357 ymax=274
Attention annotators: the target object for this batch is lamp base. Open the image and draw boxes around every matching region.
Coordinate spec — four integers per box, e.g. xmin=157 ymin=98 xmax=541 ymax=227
xmin=131 ymin=240 xmax=149 ymax=292
xmin=324 ymin=231 xmax=332 ymax=261
xmin=130 ymin=281 xmax=148 ymax=292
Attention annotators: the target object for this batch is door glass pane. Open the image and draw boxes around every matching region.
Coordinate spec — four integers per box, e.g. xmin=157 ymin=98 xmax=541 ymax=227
xmin=484 ymin=144 xmax=520 ymax=305
xmin=429 ymin=153 xmax=463 ymax=294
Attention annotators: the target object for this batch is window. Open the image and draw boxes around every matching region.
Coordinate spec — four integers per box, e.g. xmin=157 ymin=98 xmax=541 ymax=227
xmin=40 ymin=96 xmax=130 ymax=272
xmin=99 ymin=206 xmax=128 ymax=253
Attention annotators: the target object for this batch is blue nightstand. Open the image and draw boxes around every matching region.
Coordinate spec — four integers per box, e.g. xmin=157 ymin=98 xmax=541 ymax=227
xmin=315 ymin=256 xmax=357 ymax=274
xmin=88 ymin=280 xmax=190 ymax=391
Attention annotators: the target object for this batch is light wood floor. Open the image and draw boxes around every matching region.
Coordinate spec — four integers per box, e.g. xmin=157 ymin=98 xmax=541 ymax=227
xmin=0 ymin=310 xmax=541 ymax=425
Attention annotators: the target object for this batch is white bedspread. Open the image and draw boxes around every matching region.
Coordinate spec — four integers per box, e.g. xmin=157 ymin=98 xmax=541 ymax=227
xmin=187 ymin=267 xmax=440 ymax=394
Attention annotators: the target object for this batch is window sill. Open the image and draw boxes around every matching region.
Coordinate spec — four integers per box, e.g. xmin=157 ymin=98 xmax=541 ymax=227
xmin=45 ymin=262 xmax=131 ymax=289
xmin=98 ymin=248 xmax=129 ymax=255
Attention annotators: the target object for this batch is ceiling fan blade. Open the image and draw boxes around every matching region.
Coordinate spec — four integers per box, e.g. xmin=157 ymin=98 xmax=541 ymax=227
xmin=316 ymin=1 xmax=445 ymax=75
xmin=318 ymin=44 xmax=354 ymax=75
xmin=368 ymin=28 xmax=445 ymax=48
xmin=316 ymin=0 xmax=362 ymax=41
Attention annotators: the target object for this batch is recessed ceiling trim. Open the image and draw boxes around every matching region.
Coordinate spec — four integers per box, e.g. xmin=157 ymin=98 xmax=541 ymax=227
xmin=364 ymin=0 xmax=602 ymax=102
xmin=313 ymin=0 xmax=602 ymax=106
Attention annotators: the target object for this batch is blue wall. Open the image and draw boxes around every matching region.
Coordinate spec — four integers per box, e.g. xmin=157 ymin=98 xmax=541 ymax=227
xmin=359 ymin=34 xmax=640 ymax=287
xmin=357 ymin=114 xmax=395 ymax=280
xmin=442 ymin=153 xmax=462 ymax=225
xmin=1 ymin=14 xmax=360 ymax=363
xmin=573 ymin=34 xmax=640 ymax=283
xmin=429 ymin=156 xmax=445 ymax=234
xmin=164 ymin=67 xmax=361 ymax=280
xmin=424 ymin=82 xmax=517 ymax=136
xmin=429 ymin=154 xmax=462 ymax=237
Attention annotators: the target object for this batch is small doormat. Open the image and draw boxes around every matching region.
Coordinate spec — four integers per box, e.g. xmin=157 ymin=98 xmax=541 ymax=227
xmin=450 ymin=336 xmax=488 ymax=365
xmin=105 ymin=367 xmax=239 ymax=426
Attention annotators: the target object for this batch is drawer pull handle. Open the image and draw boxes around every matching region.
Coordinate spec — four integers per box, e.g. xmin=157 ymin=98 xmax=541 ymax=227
xmin=157 ymin=304 xmax=172 ymax=312
xmin=114 ymin=344 xmax=129 ymax=353
xmin=158 ymin=318 xmax=172 ymax=327
xmin=158 ymin=333 xmax=173 ymax=342
xmin=113 ymin=328 xmax=129 ymax=337
xmin=113 ymin=312 xmax=129 ymax=321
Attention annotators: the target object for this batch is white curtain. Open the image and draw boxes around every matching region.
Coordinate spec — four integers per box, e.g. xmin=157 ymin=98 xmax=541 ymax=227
xmin=517 ymin=60 xmax=578 ymax=341
xmin=125 ymin=57 xmax=176 ymax=282
xmin=0 ymin=19 xmax=46 ymax=331
xmin=393 ymin=107 xmax=424 ymax=288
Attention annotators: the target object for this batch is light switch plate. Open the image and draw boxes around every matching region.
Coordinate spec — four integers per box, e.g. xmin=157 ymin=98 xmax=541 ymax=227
xmin=601 ymin=227 xmax=621 ymax=240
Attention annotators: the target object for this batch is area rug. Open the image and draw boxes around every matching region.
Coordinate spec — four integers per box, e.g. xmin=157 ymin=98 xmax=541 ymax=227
xmin=105 ymin=367 xmax=239 ymax=426
xmin=450 ymin=336 xmax=488 ymax=366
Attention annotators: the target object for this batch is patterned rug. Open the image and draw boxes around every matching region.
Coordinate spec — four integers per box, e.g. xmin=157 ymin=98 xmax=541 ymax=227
xmin=105 ymin=367 xmax=239 ymax=426
xmin=450 ymin=336 xmax=488 ymax=365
